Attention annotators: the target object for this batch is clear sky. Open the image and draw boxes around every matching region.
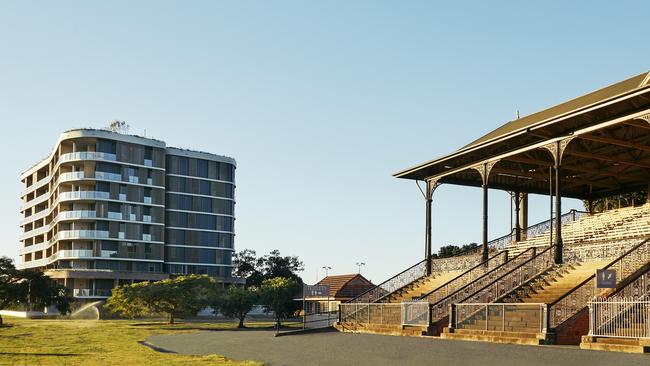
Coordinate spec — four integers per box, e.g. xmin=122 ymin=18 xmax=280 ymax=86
xmin=1 ymin=1 xmax=648 ymax=284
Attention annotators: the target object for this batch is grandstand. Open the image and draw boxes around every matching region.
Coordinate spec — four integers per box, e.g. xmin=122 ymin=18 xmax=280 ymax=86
xmin=336 ymin=71 xmax=650 ymax=351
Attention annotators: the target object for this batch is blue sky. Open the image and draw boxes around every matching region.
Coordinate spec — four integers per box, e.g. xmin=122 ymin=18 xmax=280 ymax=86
xmin=1 ymin=1 xmax=648 ymax=284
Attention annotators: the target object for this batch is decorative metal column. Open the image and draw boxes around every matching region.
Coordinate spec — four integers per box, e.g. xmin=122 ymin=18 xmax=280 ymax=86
xmin=420 ymin=179 xmax=440 ymax=275
xmin=542 ymin=138 xmax=573 ymax=264
xmin=514 ymin=191 xmax=521 ymax=242
xmin=472 ymin=161 xmax=497 ymax=262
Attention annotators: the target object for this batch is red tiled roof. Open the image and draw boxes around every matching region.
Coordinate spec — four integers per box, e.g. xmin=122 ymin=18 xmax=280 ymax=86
xmin=315 ymin=274 xmax=374 ymax=299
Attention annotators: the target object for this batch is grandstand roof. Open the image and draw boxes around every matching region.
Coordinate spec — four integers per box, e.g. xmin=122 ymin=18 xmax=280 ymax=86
xmin=394 ymin=71 xmax=650 ymax=199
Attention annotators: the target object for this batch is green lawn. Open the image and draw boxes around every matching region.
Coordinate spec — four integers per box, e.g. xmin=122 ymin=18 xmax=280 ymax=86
xmin=0 ymin=317 xmax=268 ymax=366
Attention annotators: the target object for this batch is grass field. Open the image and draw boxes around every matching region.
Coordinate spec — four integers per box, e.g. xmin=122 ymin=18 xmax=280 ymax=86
xmin=0 ymin=317 xmax=268 ymax=366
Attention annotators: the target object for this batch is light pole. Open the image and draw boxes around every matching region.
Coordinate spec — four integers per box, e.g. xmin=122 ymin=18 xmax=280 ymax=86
xmin=322 ymin=266 xmax=331 ymax=277
xmin=355 ymin=262 xmax=366 ymax=274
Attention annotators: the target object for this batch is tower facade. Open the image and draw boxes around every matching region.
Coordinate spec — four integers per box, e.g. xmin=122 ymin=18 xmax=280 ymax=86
xmin=19 ymin=129 xmax=237 ymax=298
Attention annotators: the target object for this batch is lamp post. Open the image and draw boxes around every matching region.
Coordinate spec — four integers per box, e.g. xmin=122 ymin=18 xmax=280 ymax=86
xmin=322 ymin=266 xmax=331 ymax=277
xmin=355 ymin=262 xmax=366 ymax=274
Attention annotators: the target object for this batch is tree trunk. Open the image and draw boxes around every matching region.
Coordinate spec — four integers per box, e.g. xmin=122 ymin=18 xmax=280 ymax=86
xmin=168 ymin=313 xmax=175 ymax=324
xmin=238 ymin=316 xmax=245 ymax=328
xmin=0 ymin=313 xmax=3 ymax=327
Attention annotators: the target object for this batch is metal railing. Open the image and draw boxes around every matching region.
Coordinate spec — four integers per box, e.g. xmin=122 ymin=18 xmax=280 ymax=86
xmin=451 ymin=303 xmax=547 ymax=333
xmin=488 ymin=210 xmax=588 ymax=251
xmin=339 ymin=303 xmax=403 ymax=325
xmin=548 ymin=237 xmax=650 ymax=328
xmin=563 ymin=240 xmax=639 ymax=264
xmin=431 ymin=251 xmax=484 ymax=272
xmin=338 ymin=302 xmax=429 ymax=326
xmin=589 ymin=297 xmax=650 ymax=339
xmin=427 ymin=248 xmax=538 ymax=323
xmin=419 ymin=250 xmax=509 ymax=305
xmin=402 ymin=301 xmax=430 ymax=326
xmin=460 ymin=245 xmax=555 ymax=306
xmin=346 ymin=259 xmax=428 ymax=304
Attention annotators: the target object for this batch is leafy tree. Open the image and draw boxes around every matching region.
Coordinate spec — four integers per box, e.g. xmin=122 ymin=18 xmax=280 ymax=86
xmin=259 ymin=277 xmax=302 ymax=328
xmin=105 ymin=275 xmax=219 ymax=324
xmin=216 ymin=286 xmax=257 ymax=328
xmin=233 ymin=249 xmax=304 ymax=287
xmin=0 ymin=257 xmax=71 ymax=327
xmin=584 ymin=190 xmax=648 ymax=213
xmin=432 ymin=243 xmax=479 ymax=259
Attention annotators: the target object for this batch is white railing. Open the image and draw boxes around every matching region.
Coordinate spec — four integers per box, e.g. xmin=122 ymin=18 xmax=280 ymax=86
xmin=451 ymin=303 xmax=547 ymax=333
xmin=58 ymin=210 xmax=96 ymax=220
xmin=589 ymin=297 xmax=650 ymax=339
xmin=60 ymin=151 xmax=117 ymax=163
xmin=59 ymin=191 xmax=110 ymax=201
xmin=53 ymin=249 xmax=95 ymax=260
xmin=57 ymin=230 xmax=109 ymax=240
xmin=59 ymin=171 xmax=85 ymax=181
xmin=95 ymin=171 xmax=122 ymax=181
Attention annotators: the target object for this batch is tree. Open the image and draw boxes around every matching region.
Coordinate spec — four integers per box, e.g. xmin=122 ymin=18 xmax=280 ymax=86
xmin=0 ymin=257 xmax=71 ymax=327
xmin=432 ymin=243 xmax=479 ymax=259
xmin=259 ymin=277 xmax=302 ymax=328
xmin=105 ymin=120 xmax=130 ymax=134
xmin=233 ymin=249 xmax=304 ymax=287
xmin=216 ymin=286 xmax=257 ymax=328
xmin=105 ymin=275 xmax=219 ymax=324
xmin=584 ymin=190 xmax=648 ymax=213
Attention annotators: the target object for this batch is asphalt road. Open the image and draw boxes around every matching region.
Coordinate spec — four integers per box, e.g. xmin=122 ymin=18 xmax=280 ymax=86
xmin=147 ymin=329 xmax=649 ymax=366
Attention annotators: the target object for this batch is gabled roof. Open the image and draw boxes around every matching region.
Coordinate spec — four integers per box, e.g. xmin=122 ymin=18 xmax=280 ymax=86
xmin=394 ymin=70 xmax=650 ymax=182
xmin=315 ymin=274 xmax=374 ymax=298
xmin=462 ymin=71 xmax=650 ymax=150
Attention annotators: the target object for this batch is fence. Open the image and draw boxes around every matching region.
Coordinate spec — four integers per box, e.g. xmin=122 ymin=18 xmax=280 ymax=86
xmin=451 ymin=303 xmax=547 ymax=333
xmin=588 ymin=297 xmax=650 ymax=339
xmin=339 ymin=302 xmax=429 ymax=326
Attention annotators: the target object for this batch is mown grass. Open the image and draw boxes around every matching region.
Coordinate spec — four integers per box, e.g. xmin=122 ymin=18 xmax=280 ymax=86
xmin=0 ymin=317 xmax=269 ymax=366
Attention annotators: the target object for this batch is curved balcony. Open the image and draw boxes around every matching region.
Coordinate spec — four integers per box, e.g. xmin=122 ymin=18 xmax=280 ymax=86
xmin=19 ymin=258 xmax=48 ymax=269
xmin=19 ymin=240 xmax=52 ymax=255
xmin=22 ymin=176 xmax=50 ymax=196
xmin=58 ymin=210 xmax=97 ymax=221
xmin=59 ymin=171 xmax=86 ymax=182
xmin=59 ymin=151 xmax=117 ymax=164
xmin=57 ymin=230 xmax=109 ymax=240
xmin=59 ymin=191 xmax=110 ymax=201
xmin=21 ymin=209 xmax=50 ymax=225
xmin=52 ymin=249 xmax=95 ymax=260
xmin=22 ymin=192 xmax=49 ymax=210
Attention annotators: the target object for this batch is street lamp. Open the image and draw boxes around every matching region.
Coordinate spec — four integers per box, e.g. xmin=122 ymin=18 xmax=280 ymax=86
xmin=355 ymin=262 xmax=366 ymax=274
xmin=322 ymin=266 xmax=332 ymax=277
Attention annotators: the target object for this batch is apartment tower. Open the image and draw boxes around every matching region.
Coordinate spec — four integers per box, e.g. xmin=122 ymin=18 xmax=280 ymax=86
xmin=19 ymin=129 xmax=236 ymax=298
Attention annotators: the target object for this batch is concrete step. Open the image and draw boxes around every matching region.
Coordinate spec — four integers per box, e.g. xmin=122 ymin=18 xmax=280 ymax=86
xmin=580 ymin=337 xmax=650 ymax=354
xmin=441 ymin=328 xmax=546 ymax=345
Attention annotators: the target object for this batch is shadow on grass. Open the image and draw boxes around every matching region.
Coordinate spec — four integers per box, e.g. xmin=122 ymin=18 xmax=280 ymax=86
xmin=0 ymin=352 xmax=82 ymax=357
xmin=138 ymin=341 xmax=177 ymax=354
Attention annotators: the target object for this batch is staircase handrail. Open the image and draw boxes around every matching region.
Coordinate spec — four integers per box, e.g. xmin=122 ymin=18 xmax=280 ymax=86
xmin=346 ymin=258 xmax=428 ymax=304
xmin=452 ymin=245 xmax=556 ymax=326
xmin=547 ymin=236 xmax=650 ymax=329
xmin=430 ymin=248 xmax=548 ymax=321
xmin=347 ymin=244 xmax=490 ymax=304
xmin=418 ymin=250 xmax=510 ymax=304
xmin=425 ymin=247 xmax=542 ymax=322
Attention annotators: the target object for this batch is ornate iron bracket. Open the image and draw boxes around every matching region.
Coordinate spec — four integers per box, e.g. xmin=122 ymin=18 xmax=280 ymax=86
xmin=471 ymin=160 xmax=498 ymax=186
xmin=635 ymin=113 xmax=650 ymax=125
xmin=541 ymin=137 xmax=574 ymax=165
xmin=416 ymin=178 xmax=441 ymax=200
